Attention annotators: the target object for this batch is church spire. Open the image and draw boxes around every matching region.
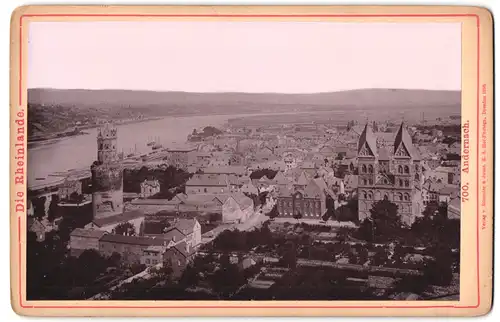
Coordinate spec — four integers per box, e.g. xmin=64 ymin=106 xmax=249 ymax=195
xmin=357 ymin=123 xmax=377 ymax=156
xmin=393 ymin=122 xmax=413 ymax=157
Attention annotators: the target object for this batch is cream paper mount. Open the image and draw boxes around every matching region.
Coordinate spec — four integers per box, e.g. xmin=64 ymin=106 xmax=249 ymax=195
xmin=10 ymin=5 xmax=493 ymax=317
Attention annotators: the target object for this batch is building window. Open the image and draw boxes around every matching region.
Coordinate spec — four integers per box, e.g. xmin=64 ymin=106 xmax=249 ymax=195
xmin=369 ymin=179 xmax=374 ymax=185
xmin=368 ymin=165 xmax=374 ymax=173
xmin=361 ymin=165 xmax=367 ymax=173
xmin=363 ymin=191 xmax=367 ymax=199
xmin=146 ymin=259 xmax=150 ymax=264
xmin=404 ymin=193 xmax=410 ymax=201
xmin=367 ymin=191 xmax=373 ymax=199
xmin=399 ymin=179 xmax=403 ymax=186
xmin=152 ymin=260 xmax=157 ymax=264
xmin=398 ymin=165 xmax=403 ymax=173
xmin=405 ymin=180 xmax=409 ymax=187
xmin=404 ymin=166 xmax=410 ymax=174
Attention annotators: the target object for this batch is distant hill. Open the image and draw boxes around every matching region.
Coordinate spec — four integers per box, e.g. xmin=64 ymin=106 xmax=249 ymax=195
xmin=27 ymin=88 xmax=460 ymax=134
xmin=29 ymin=88 xmax=460 ymax=112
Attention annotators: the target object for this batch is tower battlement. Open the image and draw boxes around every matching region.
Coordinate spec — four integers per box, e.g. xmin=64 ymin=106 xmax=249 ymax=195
xmin=92 ymin=122 xmax=123 ymax=219
xmin=98 ymin=122 xmax=118 ymax=139
xmin=96 ymin=122 xmax=119 ymax=164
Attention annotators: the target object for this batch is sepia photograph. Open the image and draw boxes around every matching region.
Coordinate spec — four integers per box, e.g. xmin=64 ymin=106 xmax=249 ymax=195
xmin=25 ymin=19 xmax=463 ymax=302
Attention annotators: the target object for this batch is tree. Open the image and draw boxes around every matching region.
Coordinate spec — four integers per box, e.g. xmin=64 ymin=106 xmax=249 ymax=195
xmin=346 ymin=197 xmax=359 ymax=220
xmin=258 ymin=191 xmax=269 ymax=206
xmin=47 ymin=195 xmax=60 ymax=222
xmin=158 ymin=260 xmax=174 ymax=283
xmin=279 ymin=241 xmax=297 ymax=268
xmin=250 ymin=169 xmax=278 ymax=180
xmin=108 ymin=252 xmax=122 ymax=266
xmin=336 ymin=226 xmax=352 ymax=243
xmin=371 ymin=246 xmax=389 ymax=266
xmin=266 ymin=205 xmax=279 ymax=220
xmin=411 ymin=201 xmax=450 ymax=246
xmin=424 ymin=244 xmax=453 ymax=286
xmin=202 ymin=126 xmax=223 ymax=137
xmin=394 ymin=275 xmax=429 ymax=294
xmin=390 ymin=243 xmax=407 ymax=266
xmin=210 ymin=257 xmax=246 ymax=298
xmin=357 ymin=247 xmax=369 ymax=265
xmin=32 ymin=196 xmax=46 ymax=219
xmin=130 ymin=263 xmax=147 ymax=275
xmin=324 ymin=195 xmax=336 ymax=220
xmin=208 ymin=213 xmax=222 ymax=223
xmin=334 ymin=205 xmax=356 ymax=222
xmin=357 ymin=219 xmax=374 ymax=242
xmin=112 ymin=222 xmax=136 ymax=236
xmin=179 ymin=264 xmax=200 ymax=288
xmin=69 ymin=191 xmax=84 ymax=203
xmin=369 ymin=199 xmax=401 ymax=240
xmin=75 ymin=249 xmax=109 ymax=284
xmin=292 ymin=210 xmax=302 ymax=222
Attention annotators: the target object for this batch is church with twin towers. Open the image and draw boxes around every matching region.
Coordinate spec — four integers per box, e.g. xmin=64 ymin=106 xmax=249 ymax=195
xmin=357 ymin=122 xmax=424 ymax=226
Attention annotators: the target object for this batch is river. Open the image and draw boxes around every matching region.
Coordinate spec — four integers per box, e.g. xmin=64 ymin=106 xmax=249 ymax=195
xmin=27 ymin=114 xmax=238 ymax=182
xmin=27 ymin=108 xmax=440 ymax=183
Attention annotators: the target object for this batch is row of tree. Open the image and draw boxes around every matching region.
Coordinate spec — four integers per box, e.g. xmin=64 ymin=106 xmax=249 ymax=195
xmin=123 ymin=165 xmax=192 ymax=199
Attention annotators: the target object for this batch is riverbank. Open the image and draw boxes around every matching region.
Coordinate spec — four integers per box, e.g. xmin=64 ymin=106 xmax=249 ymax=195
xmin=28 ymin=116 xmax=165 ymax=145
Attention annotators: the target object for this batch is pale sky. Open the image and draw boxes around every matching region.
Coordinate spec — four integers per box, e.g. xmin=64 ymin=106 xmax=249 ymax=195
xmin=28 ymin=21 xmax=461 ymax=93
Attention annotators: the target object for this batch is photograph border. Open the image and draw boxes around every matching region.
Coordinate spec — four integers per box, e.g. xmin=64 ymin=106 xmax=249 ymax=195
xmin=10 ymin=5 xmax=493 ymax=317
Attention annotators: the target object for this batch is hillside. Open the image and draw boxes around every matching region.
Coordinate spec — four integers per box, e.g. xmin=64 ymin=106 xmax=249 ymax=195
xmin=28 ymin=88 xmax=461 ymax=134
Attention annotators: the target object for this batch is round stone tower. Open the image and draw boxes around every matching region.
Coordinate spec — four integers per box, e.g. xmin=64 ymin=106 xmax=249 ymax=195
xmin=91 ymin=122 xmax=123 ymax=219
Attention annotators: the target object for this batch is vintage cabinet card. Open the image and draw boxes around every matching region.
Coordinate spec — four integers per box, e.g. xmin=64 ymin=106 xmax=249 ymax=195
xmin=10 ymin=5 xmax=493 ymax=317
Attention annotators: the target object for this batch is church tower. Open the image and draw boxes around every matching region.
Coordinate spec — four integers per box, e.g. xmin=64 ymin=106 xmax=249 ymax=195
xmin=392 ymin=122 xmax=415 ymax=224
xmin=91 ymin=122 xmax=123 ymax=219
xmin=357 ymin=123 xmax=378 ymax=221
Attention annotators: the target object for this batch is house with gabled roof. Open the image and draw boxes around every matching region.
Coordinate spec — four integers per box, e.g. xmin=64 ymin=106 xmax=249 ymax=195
xmin=241 ymin=179 xmax=259 ymax=196
xmin=84 ymin=210 xmax=145 ymax=234
xmin=69 ymin=228 xmax=108 ymax=257
xmin=98 ymin=234 xmax=167 ymax=264
xmin=276 ymin=178 xmax=328 ymax=220
xmin=294 ymin=171 xmax=311 ymax=190
xmin=141 ymin=217 xmax=202 ymax=251
xmin=185 ymin=173 xmax=230 ymax=195
xmin=272 ymin=171 xmax=290 ymax=190
xmin=163 ymin=241 xmax=197 ymax=279
xmin=220 ymin=193 xmax=255 ymax=223
xmin=139 ymin=179 xmax=160 ymax=199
